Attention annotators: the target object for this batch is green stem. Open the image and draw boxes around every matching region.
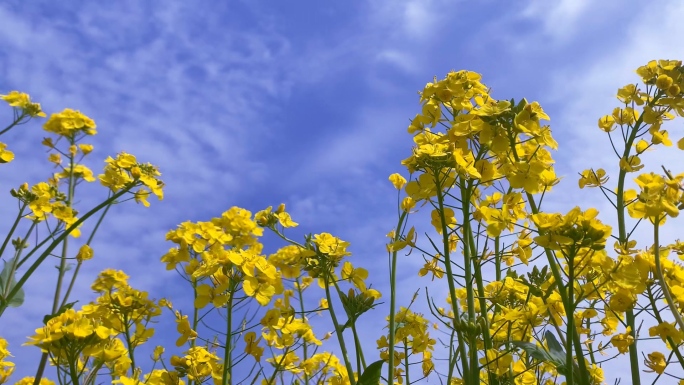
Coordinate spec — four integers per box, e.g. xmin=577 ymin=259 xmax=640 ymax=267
xmin=350 ymin=322 xmax=366 ymax=373
xmin=60 ymin=204 xmax=112 ymax=309
xmin=503 ymin=114 xmax=590 ymax=382
xmin=123 ymin=314 xmax=138 ymax=373
xmin=0 ymin=204 xmax=27 ymax=267
xmin=324 ymin=274 xmax=356 ymax=385
xmin=465 ymin=198 xmax=494 ymax=375
xmin=51 ymin=150 xmax=78 ymax=315
xmin=434 ymin=171 xmax=470 ymax=384
xmin=566 ymin=247 xmax=575 ymax=385
xmin=652 ymin=221 xmax=684 ymax=333
xmin=403 ymin=343 xmax=410 ymax=385
xmin=295 ymin=278 xmax=310 ymax=385
xmin=458 ymin=181 xmax=480 ymax=384
xmin=68 ymin=352 xmax=80 ymax=385
xmin=267 ymin=346 xmax=293 ymax=385
xmin=0 ymin=112 xmax=27 ymax=136
xmin=223 ymin=286 xmax=235 ymax=385
xmin=525 ymin=192 xmax=590 ymax=385
xmin=0 ymin=215 xmax=34 ymax=308
xmin=645 ymin=285 xmax=684 ymax=369
xmin=446 ymin=328 xmax=458 ymax=384
xmin=388 ymin=211 xmax=407 ymax=384
xmin=494 ymin=237 xmax=501 ymax=282
xmin=613 ymin=91 xmax=663 ymax=385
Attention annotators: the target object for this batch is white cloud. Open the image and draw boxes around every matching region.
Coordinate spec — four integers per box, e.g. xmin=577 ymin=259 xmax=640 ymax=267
xmin=520 ymin=0 xmax=592 ymax=40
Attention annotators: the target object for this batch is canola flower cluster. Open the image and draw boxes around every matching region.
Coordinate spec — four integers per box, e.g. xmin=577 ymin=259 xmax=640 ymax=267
xmin=0 ymin=89 xmax=164 ymax=384
xmin=0 ymin=59 xmax=683 ymax=385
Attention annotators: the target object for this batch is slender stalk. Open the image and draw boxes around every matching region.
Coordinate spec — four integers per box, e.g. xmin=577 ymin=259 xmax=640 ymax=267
xmin=652 ymin=221 xmax=684 ymax=333
xmin=0 ymin=204 xmax=27 ymax=266
xmin=433 ymin=171 xmax=470 ymax=384
xmin=266 ymin=346 xmax=293 ymax=384
xmin=464 ymin=196 xmax=494 ymax=382
xmin=324 ymin=275 xmax=356 ymax=385
xmin=123 ymin=314 xmax=138 ymax=372
xmin=68 ymin=353 xmax=80 ymax=385
xmin=0 ymin=112 xmax=27 ymax=136
xmin=612 ymin=91 xmax=663 ymax=385
xmin=295 ymin=278 xmax=310 ymax=385
xmin=566 ymin=246 xmax=575 ymax=385
xmin=60 ymin=204 xmax=112 ymax=308
xmin=506 ymin=118 xmax=590 ymax=383
xmin=458 ymin=181 xmax=480 ymax=384
xmin=494 ymin=237 xmax=501 ymax=282
xmin=525 ymin=192 xmax=590 ymax=384
xmin=51 ymin=148 xmax=78 ymax=316
xmin=500 ymin=114 xmax=589 ymax=381
xmin=403 ymin=343 xmax=410 ymax=385
xmin=645 ymin=286 xmax=684 ymax=368
xmin=387 ymin=211 xmax=407 ymax=383
xmin=350 ymin=322 xmax=366 ymax=373
xmin=223 ymin=286 xmax=235 ymax=385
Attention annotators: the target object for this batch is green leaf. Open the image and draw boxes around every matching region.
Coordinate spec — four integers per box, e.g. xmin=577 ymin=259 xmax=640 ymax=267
xmin=510 ymin=340 xmax=552 ymax=362
xmin=357 ymin=360 xmax=384 ymax=385
xmin=544 ymin=331 xmax=569 ymax=375
xmin=8 ymin=286 xmax=24 ymax=307
xmin=0 ymin=256 xmax=24 ymax=307
xmin=513 ymin=333 xmax=578 ymax=377
xmin=0 ymin=257 xmax=16 ymax=291
xmin=545 ymin=331 xmax=566 ymax=363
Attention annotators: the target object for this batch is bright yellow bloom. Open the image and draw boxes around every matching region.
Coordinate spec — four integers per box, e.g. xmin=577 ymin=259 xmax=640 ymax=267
xmin=244 ymin=332 xmax=264 ymax=361
xmin=313 ymin=233 xmax=351 ymax=258
xmin=13 ymin=378 xmax=55 ymax=385
xmin=419 ymin=257 xmax=444 ymax=280
xmin=0 ymin=361 xmax=13 ymax=384
xmin=341 ymin=261 xmax=368 ymax=291
xmin=636 ymin=60 xmax=658 ymax=82
xmin=174 ymin=312 xmax=197 ymax=346
xmin=144 ymin=370 xmax=185 ymax=385
xmin=0 ymin=91 xmax=45 ymax=117
xmin=76 ymin=244 xmax=94 ymax=262
xmin=578 ymin=168 xmax=608 ymax=188
xmin=656 ymin=74 xmax=674 ymax=90
xmin=608 ymin=290 xmax=636 ymax=313
xmin=43 ymin=109 xmax=96 ymax=136
xmin=243 ymin=275 xmax=278 ymax=306
xmin=649 ymin=322 xmax=683 ymax=345
xmin=612 ymin=107 xmax=639 ymax=125
xmin=276 ymin=211 xmax=298 ymax=228
xmin=0 ymin=143 xmax=14 ymax=164
xmin=610 ymin=329 xmax=634 ymax=354
xmin=389 ymin=173 xmax=407 ymax=190
xmin=431 ymin=207 xmax=456 ymax=234
xmin=617 ymin=84 xmax=646 ymax=105
xmin=91 ymin=269 xmax=129 ymax=292
xmin=401 ymin=196 xmax=415 ymax=212
xmin=113 ymin=376 xmax=142 ymax=385
xmin=78 ymin=143 xmax=94 ymax=154
xmin=598 ymin=115 xmax=616 ymax=132
xmin=644 ymin=351 xmax=667 ymax=374
xmin=59 ymin=164 xmax=96 ymax=182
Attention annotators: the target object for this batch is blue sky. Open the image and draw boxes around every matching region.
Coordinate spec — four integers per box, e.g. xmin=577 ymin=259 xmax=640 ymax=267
xmin=1 ymin=0 xmax=684 ymax=383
